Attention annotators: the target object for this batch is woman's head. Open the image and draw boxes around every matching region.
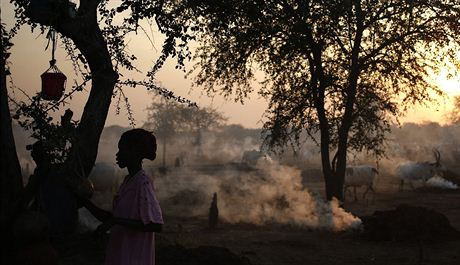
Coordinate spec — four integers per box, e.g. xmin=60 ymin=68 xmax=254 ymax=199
xmin=116 ymin=129 xmax=157 ymax=168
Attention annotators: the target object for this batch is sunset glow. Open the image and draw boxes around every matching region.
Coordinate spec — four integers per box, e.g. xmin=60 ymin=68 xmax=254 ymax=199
xmin=4 ymin=2 xmax=460 ymax=264
xmin=436 ymin=74 xmax=460 ymax=96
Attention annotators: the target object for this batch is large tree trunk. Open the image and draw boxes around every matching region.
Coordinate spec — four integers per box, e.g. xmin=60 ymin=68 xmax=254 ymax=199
xmin=311 ymin=45 xmax=344 ymax=201
xmin=324 ymin=174 xmax=345 ymax=202
xmin=320 ymin=142 xmax=344 ymax=201
xmin=322 ymin=1 xmax=363 ymax=202
xmin=0 ymin=18 xmax=25 ymax=264
xmin=321 ymin=148 xmax=344 ymax=201
xmin=25 ymin=0 xmax=118 ymax=233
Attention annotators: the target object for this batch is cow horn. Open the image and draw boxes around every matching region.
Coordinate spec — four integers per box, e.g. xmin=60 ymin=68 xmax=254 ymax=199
xmin=432 ymin=148 xmax=441 ymax=166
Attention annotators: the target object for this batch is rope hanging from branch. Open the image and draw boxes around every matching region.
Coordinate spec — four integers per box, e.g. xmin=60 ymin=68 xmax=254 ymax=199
xmin=46 ymin=27 xmax=57 ymax=67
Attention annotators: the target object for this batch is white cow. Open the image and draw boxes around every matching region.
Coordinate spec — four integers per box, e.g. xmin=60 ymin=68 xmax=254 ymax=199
xmin=344 ymin=165 xmax=378 ymax=201
xmin=242 ymin=150 xmax=269 ymax=166
xmin=397 ymin=149 xmax=445 ymax=190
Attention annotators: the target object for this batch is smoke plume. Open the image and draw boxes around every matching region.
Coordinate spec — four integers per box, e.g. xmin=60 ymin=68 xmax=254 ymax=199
xmin=426 ymin=176 xmax=458 ymax=189
xmin=156 ymin=157 xmax=362 ymax=231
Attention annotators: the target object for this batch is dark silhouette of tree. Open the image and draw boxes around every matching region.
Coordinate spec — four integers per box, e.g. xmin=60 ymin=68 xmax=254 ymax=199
xmin=449 ymin=96 xmax=460 ymax=124
xmin=144 ymin=98 xmax=180 ymax=169
xmin=1 ymin=14 xmax=24 ymax=262
xmin=172 ymin=0 xmax=460 ymax=200
xmin=182 ymin=104 xmax=227 ymax=156
xmin=144 ymin=96 xmax=226 ymax=167
xmin=3 ymin=0 xmax=195 ymax=237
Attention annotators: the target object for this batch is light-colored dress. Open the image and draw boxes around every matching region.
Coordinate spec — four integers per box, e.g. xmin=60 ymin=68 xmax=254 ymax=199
xmin=105 ymin=170 xmax=163 ymax=265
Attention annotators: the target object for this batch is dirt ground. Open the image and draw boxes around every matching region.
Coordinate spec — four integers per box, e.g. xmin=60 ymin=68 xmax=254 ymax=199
xmin=156 ymin=174 xmax=460 ymax=265
xmin=53 ymin=171 xmax=460 ymax=265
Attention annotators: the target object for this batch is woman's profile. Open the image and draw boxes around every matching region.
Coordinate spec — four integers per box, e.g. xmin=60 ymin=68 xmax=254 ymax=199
xmin=78 ymin=128 xmax=163 ymax=265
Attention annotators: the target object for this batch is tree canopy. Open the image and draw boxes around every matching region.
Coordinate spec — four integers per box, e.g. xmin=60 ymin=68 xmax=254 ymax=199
xmin=5 ymin=0 xmax=197 ymax=187
xmin=4 ymin=0 xmax=460 ymax=208
xmin=1 ymin=0 xmax=197 ymax=237
xmin=170 ymin=0 xmax=460 ymax=199
xmin=143 ymin=95 xmax=226 ymax=166
xmin=144 ymin=96 xmax=226 ymax=140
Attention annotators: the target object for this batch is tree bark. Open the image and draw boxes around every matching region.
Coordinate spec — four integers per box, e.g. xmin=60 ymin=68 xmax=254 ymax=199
xmin=327 ymin=0 xmax=364 ymax=202
xmin=28 ymin=1 xmax=117 ymax=190
xmin=309 ymin=44 xmax=343 ymax=201
xmin=0 ymin=18 xmax=25 ymax=264
xmin=320 ymin=0 xmax=364 ymax=202
xmin=24 ymin=1 xmax=117 ymax=233
xmin=324 ymin=173 xmax=344 ymax=201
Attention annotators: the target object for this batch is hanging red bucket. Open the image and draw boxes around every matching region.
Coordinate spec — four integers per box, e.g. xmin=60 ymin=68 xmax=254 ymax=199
xmin=41 ymin=65 xmax=66 ymax=101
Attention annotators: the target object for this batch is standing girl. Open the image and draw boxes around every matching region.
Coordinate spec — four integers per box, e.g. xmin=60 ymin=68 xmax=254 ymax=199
xmin=80 ymin=128 xmax=163 ymax=265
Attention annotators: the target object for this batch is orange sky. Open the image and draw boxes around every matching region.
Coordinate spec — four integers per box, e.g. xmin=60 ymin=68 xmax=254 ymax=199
xmin=2 ymin=2 xmax=459 ymax=129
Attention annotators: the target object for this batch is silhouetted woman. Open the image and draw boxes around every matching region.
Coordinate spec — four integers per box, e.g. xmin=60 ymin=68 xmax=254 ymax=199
xmin=79 ymin=128 xmax=163 ymax=265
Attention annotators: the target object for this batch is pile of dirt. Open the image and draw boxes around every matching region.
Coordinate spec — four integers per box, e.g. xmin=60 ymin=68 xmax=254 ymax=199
xmin=361 ymin=204 xmax=460 ymax=241
xmin=38 ymin=230 xmax=251 ymax=265
xmin=157 ymin=245 xmax=252 ymax=265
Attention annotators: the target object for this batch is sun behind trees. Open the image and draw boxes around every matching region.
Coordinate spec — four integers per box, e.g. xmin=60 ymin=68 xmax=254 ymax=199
xmin=3 ymin=0 xmax=460 ymax=242
xmin=168 ymin=0 xmax=460 ymax=200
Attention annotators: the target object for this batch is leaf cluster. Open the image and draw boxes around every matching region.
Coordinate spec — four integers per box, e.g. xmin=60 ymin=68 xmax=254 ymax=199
xmin=1 ymin=21 xmax=14 ymax=75
xmin=144 ymin=96 xmax=227 ymax=139
xmin=12 ymin=94 xmax=78 ymax=164
xmin=8 ymin=0 xmax=199 ymax=125
xmin=174 ymin=0 xmax=460 ymax=158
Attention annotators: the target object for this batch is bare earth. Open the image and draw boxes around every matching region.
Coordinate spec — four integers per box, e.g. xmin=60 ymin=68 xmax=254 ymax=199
xmin=159 ymin=176 xmax=460 ymax=265
xmin=55 ymin=172 xmax=460 ymax=265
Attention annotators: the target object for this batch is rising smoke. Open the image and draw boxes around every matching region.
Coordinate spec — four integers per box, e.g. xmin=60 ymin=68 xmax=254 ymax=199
xmin=426 ymin=176 xmax=458 ymax=189
xmin=13 ymin=122 xmax=460 ymax=232
xmin=155 ymin=157 xmax=362 ymax=231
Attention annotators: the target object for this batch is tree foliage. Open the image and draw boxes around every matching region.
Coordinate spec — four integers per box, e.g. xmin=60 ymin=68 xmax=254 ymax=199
xmin=170 ymin=0 xmax=460 ymax=199
xmin=12 ymin=94 xmax=78 ymax=164
xmin=144 ymin=95 xmax=226 ymax=167
xmin=2 ymin=0 xmax=200 ymax=235
xmin=5 ymin=0 xmax=198 ymax=187
xmin=449 ymin=95 xmax=460 ymax=124
xmin=144 ymin=95 xmax=227 ymax=139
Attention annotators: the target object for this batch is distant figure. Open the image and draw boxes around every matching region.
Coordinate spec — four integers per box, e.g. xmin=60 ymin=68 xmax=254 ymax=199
xmin=208 ymin=192 xmax=219 ymax=229
xmin=77 ymin=128 xmax=164 ymax=265
xmin=174 ymin=157 xmax=182 ymax=167
xmin=174 ymin=151 xmax=187 ymax=167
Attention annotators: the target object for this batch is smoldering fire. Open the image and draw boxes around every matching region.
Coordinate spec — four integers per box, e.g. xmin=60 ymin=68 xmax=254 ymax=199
xmin=78 ymin=157 xmax=362 ymax=232
xmin=14 ymin=123 xmax=460 ymax=232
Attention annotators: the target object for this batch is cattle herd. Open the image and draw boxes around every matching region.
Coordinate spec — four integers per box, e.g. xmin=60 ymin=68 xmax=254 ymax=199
xmin=18 ymin=148 xmax=457 ymax=207
xmin=344 ymin=149 xmax=457 ymax=201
